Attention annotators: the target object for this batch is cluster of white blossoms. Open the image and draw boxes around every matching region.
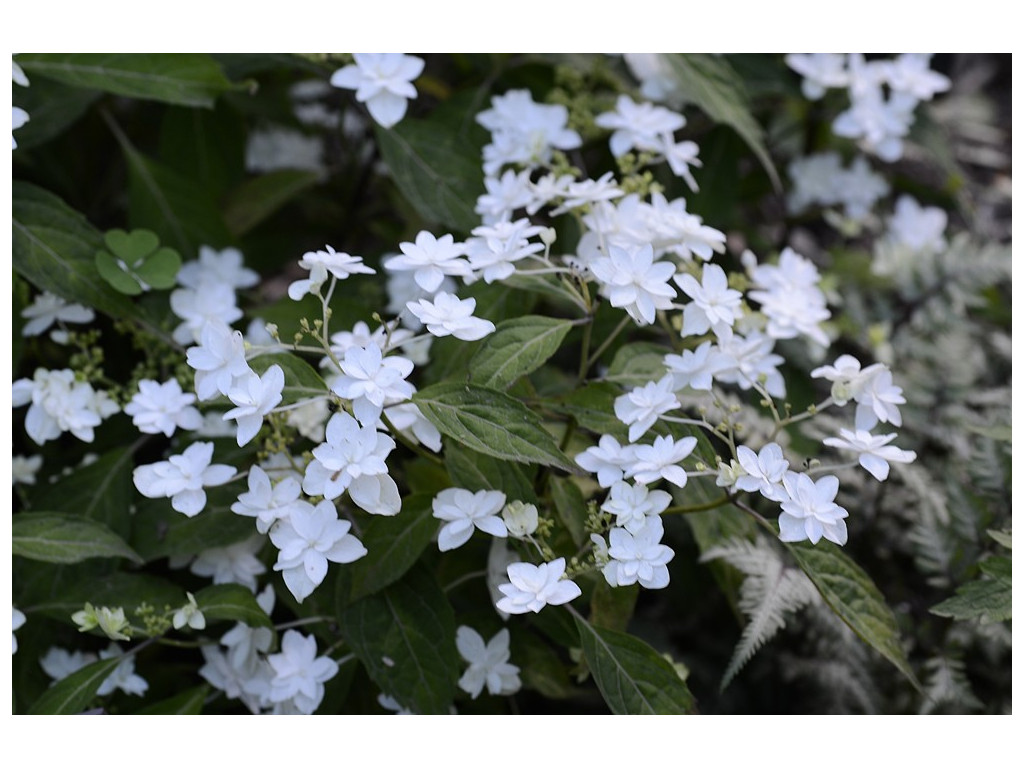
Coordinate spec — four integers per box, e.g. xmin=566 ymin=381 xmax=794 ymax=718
xmin=786 ymin=152 xmax=890 ymax=222
xmin=12 ymin=368 xmax=119 ymax=445
xmin=329 ymin=53 xmax=424 ymax=129
xmin=785 ymin=53 xmax=950 ymax=162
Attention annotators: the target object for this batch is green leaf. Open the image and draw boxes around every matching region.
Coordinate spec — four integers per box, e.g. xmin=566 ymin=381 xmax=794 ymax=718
xmin=12 ymin=181 xmax=141 ymax=321
xmin=345 ymin=494 xmax=437 ymax=602
xmin=931 ymin=555 xmax=1011 ymax=624
xmin=445 ymin=443 xmax=538 ymax=504
xmin=470 ymin=315 xmax=574 ymax=390
xmin=27 ymin=655 xmax=124 ymax=714
xmin=574 ymin=616 xmax=697 ymax=714
xmin=666 ymin=54 xmax=780 ymax=191
xmin=589 ymin=581 xmax=639 ymax=633
xmin=194 ymin=584 xmax=274 ymax=629
xmin=95 ymin=228 xmax=182 ymax=294
xmin=137 ymin=685 xmax=209 ymax=715
xmin=785 ymin=540 xmax=919 ymax=687
xmin=17 ymin=53 xmax=238 ymax=109
xmin=549 ymin=476 xmax=588 ymax=547
xmin=13 ymin=513 xmax=143 ymax=565
xmin=224 ymin=170 xmax=323 ymax=238
xmin=9 ymin=77 xmax=99 ymax=150
xmin=606 ymin=342 xmax=669 ymax=388
xmin=132 ymin=506 xmax=255 ymax=563
xmin=413 ymin=382 xmax=575 ymax=473
xmin=340 ymin=566 xmax=458 ymax=714
xmin=375 ymin=118 xmax=482 ymax=233
xmin=23 ymin=571 xmax=184 ymax=622
xmin=31 ymin=448 xmax=135 ymax=538
xmin=550 ymin=382 xmax=629 ymax=441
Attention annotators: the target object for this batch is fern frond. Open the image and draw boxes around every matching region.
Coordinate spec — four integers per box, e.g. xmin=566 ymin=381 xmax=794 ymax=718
xmin=918 ymin=656 xmax=983 ymax=714
xmin=702 ymin=538 xmax=819 ymax=690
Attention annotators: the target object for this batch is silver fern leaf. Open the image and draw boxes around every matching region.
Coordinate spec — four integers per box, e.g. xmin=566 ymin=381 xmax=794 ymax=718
xmin=701 ymin=537 xmax=820 ymax=690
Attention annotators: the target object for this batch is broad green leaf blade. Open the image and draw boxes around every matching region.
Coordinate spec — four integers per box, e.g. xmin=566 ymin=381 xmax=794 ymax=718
xmin=9 ymin=76 xmax=100 ymax=150
xmin=17 ymin=53 xmax=238 ymax=108
xmin=224 ymin=170 xmax=323 ymax=238
xmin=23 ymin=572 xmax=184 ymax=622
xmin=194 ymin=584 xmax=274 ymax=629
xmin=574 ymin=616 xmax=697 ymax=714
xmin=132 ymin=506 xmax=255 ymax=563
xmin=666 ymin=53 xmax=780 ymax=191
xmin=31 ymin=448 xmax=134 ymax=538
xmin=550 ymin=382 xmax=629 ymax=441
xmin=785 ymin=540 xmax=919 ymax=688
xmin=445 ymin=443 xmax=538 ymax=504
xmin=375 ymin=118 xmax=482 ymax=233
xmin=549 ymin=476 xmax=588 ymax=547
xmin=13 ymin=513 xmax=143 ymax=565
xmin=137 ymin=685 xmax=209 ymax=714
xmin=589 ymin=581 xmax=639 ymax=633
xmin=413 ymin=382 xmax=576 ymax=473
xmin=12 ymin=181 xmax=140 ymax=321
xmin=340 ymin=566 xmax=458 ymax=714
xmin=346 ymin=494 xmax=437 ymax=602
xmin=931 ymin=556 xmax=1011 ymax=624
xmin=27 ymin=655 xmax=124 ymax=715
xmin=470 ymin=315 xmax=574 ymax=390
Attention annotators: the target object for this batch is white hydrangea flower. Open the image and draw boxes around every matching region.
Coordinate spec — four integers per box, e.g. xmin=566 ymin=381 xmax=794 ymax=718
xmin=852 ymin=368 xmax=906 ymax=431
xmin=190 ymin=535 xmax=267 ymax=592
xmin=20 ymin=291 xmax=95 ymax=337
xmin=575 ymin=434 xmax=637 ymax=488
xmin=495 ymin=557 xmax=581 ymax=614
xmin=595 ymin=94 xmax=686 ymax=157
xmin=778 ymin=472 xmax=849 ymax=546
xmin=823 ymin=429 xmax=917 ymax=481
xmin=383 ymin=231 xmax=472 ymax=293
xmin=287 ymin=244 xmax=375 ymax=300
xmin=96 ymin=643 xmax=149 ymax=697
xmin=456 ymin=626 xmax=521 ymax=699
xmin=382 ymin=402 xmax=442 ymax=453
xmin=186 ymin=321 xmax=252 ymax=401
xmin=329 ymin=53 xmax=424 ymax=129
xmin=177 ymin=245 xmax=259 ymax=291
xmin=133 ymin=441 xmax=236 ymax=517
xmin=223 ymin=364 xmax=285 ymax=447
xmin=433 ymin=487 xmax=508 ymax=552
xmin=886 ymin=195 xmax=948 ymax=254
xmin=663 ymin=341 xmax=730 ymax=392
xmin=330 ymin=344 xmax=415 ymax=426
xmin=406 ymin=291 xmax=495 ymax=341
xmin=476 ymin=89 xmax=582 ymax=175
xmin=12 ymin=607 xmax=26 ymax=654
xmin=270 ymin=499 xmax=367 ymax=602
xmin=810 ymin=353 xmax=884 ymax=406
xmin=713 ymin=328 xmax=787 ymax=399
xmin=170 ymin=282 xmax=243 ymax=345
xmin=12 ymin=454 xmax=43 ymax=485
xmin=466 ymin=218 xmax=545 ymax=283
xmin=12 ymin=368 xmax=114 ymax=445
xmin=501 ymin=501 xmax=539 ymax=538
xmin=614 ymin=374 xmax=680 ymax=442
xmin=746 ymin=248 xmax=831 ymax=348
xmin=231 ymin=465 xmax=303 ymax=534
xmin=601 ymin=480 xmax=672 ymax=534
xmin=266 ymin=630 xmax=339 ymax=714
xmin=785 ymin=53 xmax=849 ymax=99
xmin=675 ymin=263 xmax=743 ymax=337
xmin=12 ymin=106 xmax=29 ymax=149
xmin=123 ymin=379 xmax=203 ymax=437
xmin=603 ymin=516 xmax=675 ymax=589
xmin=732 ymin=442 xmax=790 ymax=501
xmin=172 ymin=592 xmax=206 ymax=631
xmin=302 ymin=411 xmax=397 ymax=511
xmin=40 ymin=646 xmax=97 ymax=682
xmin=475 ymin=169 xmax=536 ymax=225
xmin=626 ymin=434 xmax=697 ymax=488
xmin=589 ymin=242 xmax=677 ymax=326
xmin=884 ymin=53 xmax=951 ymax=101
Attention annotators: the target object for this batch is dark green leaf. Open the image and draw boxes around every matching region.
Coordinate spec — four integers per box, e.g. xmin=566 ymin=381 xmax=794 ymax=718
xmin=132 ymin=505 xmax=256 ymax=563
xmin=606 ymin=342 xmax=669 ymax=388
xmin=413 ymin=382 xmax=575 ymax=472
xmin=194 ymin=584 xmax=274 ymax=629
xmin=340 ymin=566 xmax=458 ymax=714
xmin=27 ymin=655 xmax=124 ymax=714
xmin=31 ymin=448 xmax=135 ymax=538
xmin=445 ymin=443 xmax=538 ymax=504
xmin=22 ymin=571 xmax=184 ymax=622
xmin=375 ymin=118 xmax=482 ymax=233
xmin=786 ymin=540 xmax=919 ymax=687
xmin=17 ymin=53 xmax=238 ymax=108
xmin=574 ymin=616 xmax=697 ymax=714
xmin=550 ymin=476 xmax=588 ymax=547
xmin=12 ymin=181 xmax=140 ymax=321
xmin=470 ymin=315 xmax=574 ymax=390
xmin=9 ymin=77 xmax=99 ymax=150
xmin=666 ymin=54 xmax=780 ymax=190
xmin=224 ymin=170 xmax=323 ymax=238
xmin=346 ymin=494 xmax=437 ymax=602
xmin=137 ymin=685 xmax=209 ymax=714
xmin=13 ymin=513 xmax=142 ymax=565
xmin=589 ymin=582 xmax=639 ymax=633
xmin=550 ymin=382 xmax=629 ymax=441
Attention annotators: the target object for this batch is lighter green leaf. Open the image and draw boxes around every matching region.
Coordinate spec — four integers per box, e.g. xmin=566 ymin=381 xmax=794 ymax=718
xmin=574 ymin=616 xmax=697 ymax=714
xmin=17 ymin=53 xmax=238 ymax=109
xmin=27 ymin=655 xmax=124 ymax=714
xmin=13 ymin=513 xmax=143 ymax=565
xmin=413 ymin=382 xmax=575 ymax=472
xmin=470 ymin=315 xmax=574 ymax=390
xmin=340 ymin=567 xmax=458 ymax=714
xmin=786 ymin=540 xmax=919 ymax=688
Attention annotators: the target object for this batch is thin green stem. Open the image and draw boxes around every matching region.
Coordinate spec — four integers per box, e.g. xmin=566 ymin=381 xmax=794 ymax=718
xmin=584 ymin=314 xmax=632 ymax=375
xmin=443 ymin=569 xmax=488 ymax=593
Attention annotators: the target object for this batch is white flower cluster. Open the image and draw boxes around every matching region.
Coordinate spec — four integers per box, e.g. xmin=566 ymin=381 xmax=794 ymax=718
xmin=12 ymin=368 xmax=119 ymax=445
xmin=786 ymin=53 xmax=950 ymax=162
xmin=787 ymin=152 xmax=890 ymax=222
